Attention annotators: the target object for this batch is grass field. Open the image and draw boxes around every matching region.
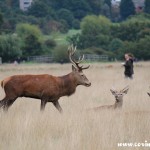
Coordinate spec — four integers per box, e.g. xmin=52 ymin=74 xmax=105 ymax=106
xmin=0 ymin=62 xmax=150 ymax=150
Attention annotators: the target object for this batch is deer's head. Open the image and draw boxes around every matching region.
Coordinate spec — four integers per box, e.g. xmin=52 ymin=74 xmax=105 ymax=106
xmin=68 ymin=45 xmax=91 ymax=87
xmin=110 ymin=86 xmax=129 ymax=102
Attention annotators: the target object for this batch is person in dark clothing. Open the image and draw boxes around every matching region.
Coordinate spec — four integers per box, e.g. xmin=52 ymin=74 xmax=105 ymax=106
xmin=123 ymin=53 xmax=134 ymax=79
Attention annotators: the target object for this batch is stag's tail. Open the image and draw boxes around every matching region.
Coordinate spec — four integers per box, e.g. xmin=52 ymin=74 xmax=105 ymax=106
xmin=1 ymin=80 xmax=4 ymax=88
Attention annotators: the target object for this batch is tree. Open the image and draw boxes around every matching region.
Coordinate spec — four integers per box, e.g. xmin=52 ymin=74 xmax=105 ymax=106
xmin=111 ymin=19 xmax=150 ymax=41
xmin=79 ymin=15 xmax=111 ymax=48
xmin=0 ymin=12 xmax=3 ymax=30
xmin=16 ymin=23 xmax=44 ymax=58
xmin=108 ymin=38 xmax=123 ymax=51
xmin=104 ymin=0 xmax=111 ymax=8
xmin=28 ymin=1 xmax=54 ymax=18
xmin=101 ymin=3 xmax=111 ymax=18
xmin=22 ymin=34 xmax=43 ymax=57
xmin=52 ymin=45 xmax=69 ymax=63
xmin=86 ymin=0 xmax=103 ymax=15
xmin=144 ymin=0 xmax=150 ymax=14
xmin=16 ymin=23 xmax=42 ymax=39
xmin=120 ymin=0 xmax=135 ymax=20
xmin=0 ymin=34 xmax=22 ymax=62
xmin=57 ymin=9 xmax=74 ymax=27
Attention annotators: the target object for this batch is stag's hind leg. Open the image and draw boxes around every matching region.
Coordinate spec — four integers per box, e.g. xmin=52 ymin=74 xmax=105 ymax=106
xmin=0 ymin=97 xmax=7 ymax=108
xmin=0 ymin=96 xmax=17 ymax=112
xmin=3 ymin=98 xmax=17 ymax=111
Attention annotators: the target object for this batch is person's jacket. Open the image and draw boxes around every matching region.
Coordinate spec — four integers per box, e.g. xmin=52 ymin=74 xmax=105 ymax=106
xmin=124 ymin=59 xmax=134 ymax=76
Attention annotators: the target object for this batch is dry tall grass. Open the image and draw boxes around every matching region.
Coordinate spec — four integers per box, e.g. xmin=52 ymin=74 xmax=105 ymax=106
xmin=0 ymin=62 xmax=150 ymax=150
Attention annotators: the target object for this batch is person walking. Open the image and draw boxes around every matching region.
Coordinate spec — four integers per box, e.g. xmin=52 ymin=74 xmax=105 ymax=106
xmin=123 ymin=53 xmax=134 ymax=79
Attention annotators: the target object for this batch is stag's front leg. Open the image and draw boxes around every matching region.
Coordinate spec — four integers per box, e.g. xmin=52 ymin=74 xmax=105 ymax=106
xmin=40 ymin=99 xmax=47 ymax=111
xmin=53 ymin=100 xmax=63 ymax=113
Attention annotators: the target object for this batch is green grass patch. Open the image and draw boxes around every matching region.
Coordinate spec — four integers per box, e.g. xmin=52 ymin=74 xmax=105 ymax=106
xmin=44 ymin=29 xmax=81 ymax=45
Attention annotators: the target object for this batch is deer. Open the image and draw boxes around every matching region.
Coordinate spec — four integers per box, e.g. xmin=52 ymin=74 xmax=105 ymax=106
xmin=89 ymin=86 xmax=129 ymax=111
xmin=0 ymin=45 xmax=91 ymax=113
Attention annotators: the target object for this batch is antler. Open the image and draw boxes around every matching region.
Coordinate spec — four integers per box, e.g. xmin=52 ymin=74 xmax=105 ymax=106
xmin=68 ymin=45 xmax=90 ymax=71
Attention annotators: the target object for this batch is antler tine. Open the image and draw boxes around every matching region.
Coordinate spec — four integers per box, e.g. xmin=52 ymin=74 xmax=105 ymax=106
xmin=82 ymin=65 xmax=90 ymax=70
xmin=75 ymin=54 xmax=84 ymax=64
xmin=71 ymin=45 xmax=76 ymax=55
xmin=68 ymin=45 xmax=77 ymax=67
xmin=68 ymin=44 xmax=90 ymax=71
xmin=68 ymin=45 xmax=82 ymax=66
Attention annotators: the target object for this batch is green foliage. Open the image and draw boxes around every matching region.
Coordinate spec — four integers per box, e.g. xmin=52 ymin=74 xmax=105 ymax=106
xmin=72 ymin=19 xmax=80 ymax=29
xmin=144 ymin=0 xmax=150 ymax=14
xmin=0 ymin=0 xmax=104 ymax=33
xmin=104 ymin=0 xmax=111 ymax=8
xmin=0 ymin=11 xmax=3 ymax=29
xmin=79 ymin=15 xmax=111 ymax=48
xmin=16 ymin=23 xmax=42 ymax=39
xmin=86 ymin=0 xmax=103 ymax=15
xmin=135 ymin=36 xmax=150 ymax=60
xmin=44 ymin=39 xmax=56 ymax=48
xmin=52 ymin=45 xmax=69 ymax=63
xmin=57 ymin=9 xmax=74 ymax=27
xmin=28 ymin=1 xmax=54 ymax=18
xmin=120 ymin=0 xmax=135 ymax=20
xmin=22 ymin=34 xmax=43 ymax=57
xmin=67 ymin=33 xmax=81 ymax=46
xmin=16 ymin=23 xmax=43 ymax=57
xmin=76 ymin=14 xmax=150 ymax=60
xmin=83 ymin=47 xmax=113 ymax=56
xmin=115 ymin=36 xmax=150 ymax=60
xmin=0 ymin=34 xmax=22 ymax=62
xmin=101 ymin=3 xmax=111 ymax=18
xmin=111 ymin=19 xmax=150 ymax=41
xmin=15 ymin=23 xmax=56 ymax=59
xmin=108 ymin=38 xmax=123 ymax=51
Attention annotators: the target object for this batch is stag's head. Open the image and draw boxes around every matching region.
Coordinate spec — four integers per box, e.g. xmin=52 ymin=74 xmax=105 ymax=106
xmin=68 ymin=45 xmax=91 ymax=87
xmin=110 ymin=86 xmax=129 ymax=102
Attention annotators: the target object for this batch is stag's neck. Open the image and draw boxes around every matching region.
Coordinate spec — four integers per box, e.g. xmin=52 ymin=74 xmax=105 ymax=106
xmin=114 ymin=99 xmax=123 ymax=109
xmin=59 ymin=73 xmax=78 ymax=96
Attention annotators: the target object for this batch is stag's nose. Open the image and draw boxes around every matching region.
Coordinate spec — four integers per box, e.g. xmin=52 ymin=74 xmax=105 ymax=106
xmin=86 ymin=82 xmax=91 ymax=87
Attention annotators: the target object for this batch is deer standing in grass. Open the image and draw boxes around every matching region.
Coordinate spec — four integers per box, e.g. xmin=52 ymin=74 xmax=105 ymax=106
xmin=0 ymin=45 xmax=91 ymax=113
xmin=91 ymin=86 xmax=129 ymax=111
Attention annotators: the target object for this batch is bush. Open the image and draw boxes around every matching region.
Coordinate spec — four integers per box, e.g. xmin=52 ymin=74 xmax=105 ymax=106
xmin=52 ymin=45 xmax=69 ymax=63
xmin=44 ymin=39 xmax=56 ymax=48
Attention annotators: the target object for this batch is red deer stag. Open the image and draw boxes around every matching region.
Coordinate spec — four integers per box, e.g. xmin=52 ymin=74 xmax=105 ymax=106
xmin=0 ymin=45 xmax=91 ymax=113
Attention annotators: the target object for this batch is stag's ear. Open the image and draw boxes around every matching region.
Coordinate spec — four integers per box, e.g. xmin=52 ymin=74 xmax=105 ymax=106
xmin=72 ymin=65 xmax=77 ymax=72
xmin=122 ymin=87 xmax=129 ymax=94
xmin=110 ymin=89 xmax=116 ymax=95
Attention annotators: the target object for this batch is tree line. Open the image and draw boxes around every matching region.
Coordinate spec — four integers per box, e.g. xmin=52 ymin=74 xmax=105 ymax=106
xmin=1 ymin=0 xmax=150 ymax=34
xmin=0 ymin=0 xmax=150 ymax=62
xmin=68 ymin=14 xmax=150 ymax=60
